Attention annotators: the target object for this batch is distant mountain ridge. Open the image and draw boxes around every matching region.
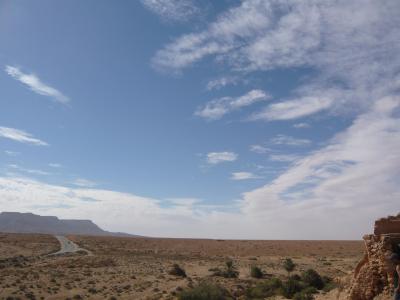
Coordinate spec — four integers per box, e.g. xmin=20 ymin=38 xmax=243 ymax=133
xmin=0 ymin=212 xmax=134 ymax=237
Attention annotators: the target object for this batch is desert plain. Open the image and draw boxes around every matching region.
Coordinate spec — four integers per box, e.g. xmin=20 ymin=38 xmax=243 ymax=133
xmin=0 ymin=233 xmax=364 ymax=300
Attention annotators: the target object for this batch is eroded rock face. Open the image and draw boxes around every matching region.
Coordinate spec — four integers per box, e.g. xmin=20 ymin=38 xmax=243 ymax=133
xmin=348 ymin=214 xmax=400 ymax=300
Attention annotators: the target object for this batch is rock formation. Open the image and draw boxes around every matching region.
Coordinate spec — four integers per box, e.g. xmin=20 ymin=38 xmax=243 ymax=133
xmin=348 ymin=213 xmax=400 ymax=300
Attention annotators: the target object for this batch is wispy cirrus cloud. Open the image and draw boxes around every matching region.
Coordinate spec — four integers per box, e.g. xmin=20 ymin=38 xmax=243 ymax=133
xmin=5 ymin=65 xmax=69 ymax=104
xmin=293 ymin=123 xmax=310 ymax=129
xmin=195 ymin=89 xmax=269 ymax=120
xmin=249 ymin=145 xmax=270 ymax=154
xmin=153 ymin=0 xmax=400 ymax=120
xmin=48 ymin=163 xmax=62 ymax=168
xmin=0 ymin=127 xmax=48 ymax=146
xmin=269 ymin=154 xmax=300 ymax=163
xmin=206 ymin=151 xmax=237 ymax=164
xmin=231 ymin=172 xmax=260 ymax=180
xmin=141 ymin=0 xmax=199 ymax=22
xmin=4 ymin=150 xmax=20 ymax=156
xmin=270 ymin=134 xmax=311 ymax=146
xmin=206 ymin=76 xmax=239 ymax=91
xmin=251 ymin=97 xmax=333 ymax=121
xmin=8 ymin=164 xmax=50 ymax=176
xmin=72 ymin=178 xmax=97 ymax=188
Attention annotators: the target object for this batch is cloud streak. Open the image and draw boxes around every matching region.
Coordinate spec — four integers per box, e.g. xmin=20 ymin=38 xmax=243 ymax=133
xmin=141 ymin=0 xmax=199 ymax=22
xmin=0 ymin=127 xmax=48 ymax=146
xmin=206 ymin=151 xmax=237 ymax=164
xmin=231 ymin=172 xmax=260 ymax=180
xmin=5 ymin=66 xmax=69 ymax=104
xmin=195 ymin=89 xmax=269 ymax=120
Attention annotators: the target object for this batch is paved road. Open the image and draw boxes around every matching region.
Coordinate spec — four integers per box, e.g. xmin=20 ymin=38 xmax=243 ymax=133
xmin=50 ymin=235 xmax=91 ymax=256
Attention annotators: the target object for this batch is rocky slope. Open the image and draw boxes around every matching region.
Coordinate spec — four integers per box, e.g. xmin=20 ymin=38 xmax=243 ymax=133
xmin=348 ymin=213 xmax=400 ymax=300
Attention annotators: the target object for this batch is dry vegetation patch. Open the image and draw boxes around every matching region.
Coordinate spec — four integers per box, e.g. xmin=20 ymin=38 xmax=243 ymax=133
xmin=0 ymin=234 xmax=364 ymax=299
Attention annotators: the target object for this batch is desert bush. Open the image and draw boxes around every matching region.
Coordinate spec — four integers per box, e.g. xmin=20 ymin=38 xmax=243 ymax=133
xmin=178 ymin=282 xmax=232 ymax=300
xmin=210 ymin=260 xmax=239 ymax=278
xmin=321 ymin=277 xmax=337 ymax=293
xmin=301 ymin=269 xmax=324 ymax=290
xmin=224 ymin=260 xmax=239 ymax=278
xmin=250 ymin=266 xmax=263 ymax=279
xmin=280 ymin=277 xmax=303 ymax=299
xmin=293 ymin=290 xmax=314 ymax=300
xmin=245 ymin=277 xmax=282 ymax=299
xmin=168 ymin=264 xmax=187 ymax=277
xmin=283 ymin=258 xmax=296 ymax=276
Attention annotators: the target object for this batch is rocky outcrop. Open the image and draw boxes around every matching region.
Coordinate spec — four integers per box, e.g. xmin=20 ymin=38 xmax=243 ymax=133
xmin=348 ymin=214 xmax=400 ymax=300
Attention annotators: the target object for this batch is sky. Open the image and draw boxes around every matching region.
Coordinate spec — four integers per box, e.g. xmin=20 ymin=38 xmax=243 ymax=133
xmin=0 ymin=0 xmax=399 ymax=239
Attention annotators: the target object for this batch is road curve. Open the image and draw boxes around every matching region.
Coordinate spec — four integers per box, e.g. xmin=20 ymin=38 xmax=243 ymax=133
xmin=50 ymin=235 xmax=92 ymax=256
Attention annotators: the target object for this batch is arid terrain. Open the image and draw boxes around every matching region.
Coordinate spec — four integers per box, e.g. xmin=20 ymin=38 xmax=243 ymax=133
xmin=0 ymin=233 xmax=364 ymax=300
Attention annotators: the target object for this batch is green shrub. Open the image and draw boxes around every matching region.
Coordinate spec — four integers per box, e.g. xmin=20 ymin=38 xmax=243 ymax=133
xmin=224 ymin=260 xmax=239 ymax=278
xmin=293 ymin=290 xmax=314 ymax=300
xmin=280 ymin=277 xmax=303 ymax=299
xmin=250 ymin=266 xmax=263 ymax=279
xmin=322 ymin=280 xmax=337 ymax=293
xmin=211 ymin=261 xmax=239 ymax=278
xmin=168 ymin=264 xmax=187 ymax=277
xmin=301 ymin=269 xmax=324 ymax=290
xmin=178 ymin=282 xmax=232 ymax=300
xmin=245 ymin=277 xmax=282 ymax=299
xmin=283 ymin=258 xmax=296 ymax=276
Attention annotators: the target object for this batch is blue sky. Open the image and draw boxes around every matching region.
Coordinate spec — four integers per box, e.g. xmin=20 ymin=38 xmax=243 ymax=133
xmin=0 ymin=0 xmax=399 ymax=239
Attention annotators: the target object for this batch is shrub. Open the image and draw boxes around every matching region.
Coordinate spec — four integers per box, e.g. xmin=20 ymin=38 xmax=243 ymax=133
xmin=293 ymin=291 xmax=314 ymax=300
xmin=245 ymin=277 xmax=282 ymax=299
xmin=178 ymin=282 xmax=232 ymax=300
xmin=224 ymin=260 xmax=239 ymax=278
xmin=301 ymin=269 xmax=324 ymax=290
xmin=322 ymin=280 xmax=337 ymax=293
xmin=283 ymin=258 xmax=296 ymax=276
xmin=211 ymin=261 xmax=239 ymax=278
xmin=250 ymin=266 xmax=263 ymax=279
xmin=168 ymin=264 xmax=187 ymax=277
xmin=280 ymin=277 xmax=303 ymax=299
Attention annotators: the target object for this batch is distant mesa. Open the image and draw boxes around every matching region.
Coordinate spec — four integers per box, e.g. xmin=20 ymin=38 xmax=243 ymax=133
xmin=0 ymin=212 xmax=135 ymax=237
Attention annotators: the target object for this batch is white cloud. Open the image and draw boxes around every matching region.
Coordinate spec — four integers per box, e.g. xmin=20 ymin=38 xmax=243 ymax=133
xmin=293 ymin=123 xmax=310 ymax=129
xmin=153 ymin=0 xmax=400 ymax=119
xmin=48 ymin=163 xmax=62 ymax=168
xmin=231 ymin=172 xmax=260 ymax=180
xmin=270 ymin=134 xmax=311 ymax=146
xmin=72 ymin=178 xmax=97 ymax=188
xmin=5 ymin=66 xmax=69 ymax=104
xmin=8 ymin=164 xmax=50 ymax=176
xmin=206 ymin=76 xmax=238 ymax=91
xmin=251 ymin=97 xmax=333 ymax=121
xmin=195 ymin=89 xmax=269 ymax=120
xmin=0 ymin=98 xmax=398 ymax=239
xmin=166 ymin=198 xmax=201 ymax=206
xmin=4 ymin=150 xmax=20 ymax=156
xmin=0 ymin=127 xmax=48 ymax=146
xmin=240 ymin=97 xmax=400 ymax=238
xmin=249 ymin=144 xmax=270 ymax=154
xmin=206 ymin=151 xmax=237 ymax=164
xmin=141 ymin=0 xmax=199 ymax=22
xmin=269 ymin=154 xmax=300 ymax=162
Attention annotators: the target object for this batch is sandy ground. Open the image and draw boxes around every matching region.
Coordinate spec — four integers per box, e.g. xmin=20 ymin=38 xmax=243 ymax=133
xmin=0 ymin=234 xmax=364 ymax=300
